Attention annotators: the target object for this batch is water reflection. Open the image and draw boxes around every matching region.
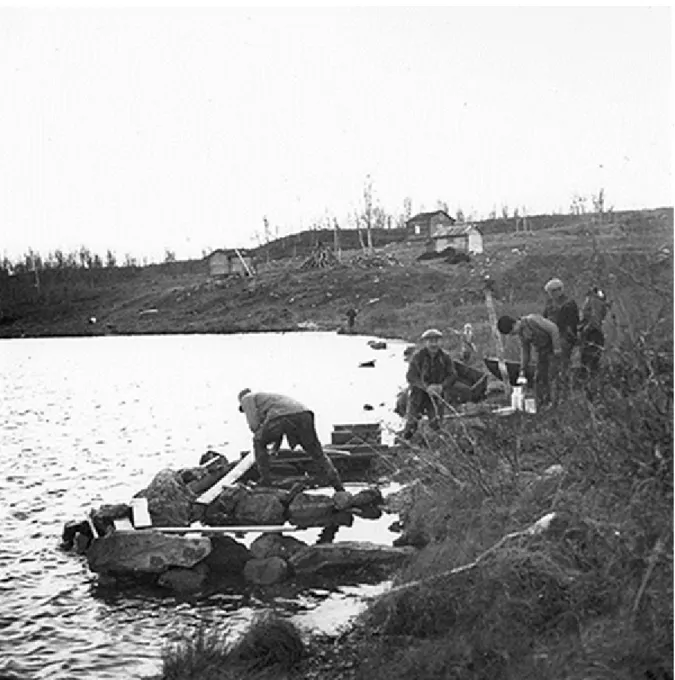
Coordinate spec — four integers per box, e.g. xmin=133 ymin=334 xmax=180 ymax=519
xmin=0 ymin=333 xmax=407 ymax=679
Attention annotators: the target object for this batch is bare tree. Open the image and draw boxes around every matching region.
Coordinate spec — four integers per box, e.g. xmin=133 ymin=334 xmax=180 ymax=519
xmin=362 ymin=175 xmax=374 ymax=253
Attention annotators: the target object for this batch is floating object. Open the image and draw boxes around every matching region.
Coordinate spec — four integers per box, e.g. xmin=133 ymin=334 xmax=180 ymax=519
xmin=363 ymin=404 xmax=374 ymax=411
xmin=359 ymin=360 xmax=376 ymax=368
xmin=367 ymin=340 xmax=387 ymax=350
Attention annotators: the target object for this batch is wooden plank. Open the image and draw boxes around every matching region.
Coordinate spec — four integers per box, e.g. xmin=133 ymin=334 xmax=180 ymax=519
xmin=195 ymin=451 xmax=257 ymax=505
xmin=130 ymin=498 xmax=153 ymax=528
xmin=113 ymin=517 xmax=135 ymax=532
xmin=233 ymin=248 xmax=254 ymax=276
xmin=122 ymin=524 xmax=303 ymax=535
xmin=484 ymin=279 xmax=511 ymax=393
xmin=333 ymin=423 xmax=381 ymax=432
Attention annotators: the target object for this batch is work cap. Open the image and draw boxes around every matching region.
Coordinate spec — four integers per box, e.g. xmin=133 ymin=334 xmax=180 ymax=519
xmin=421 ymin=328 xmax=443 ymax=340
xmin=544 ymin=278 xmax=564 ymax=293
xmin=497 ymin=315 xmax=516 ymax=335
xmin=237 ymin=388 xmax=252 ymax=401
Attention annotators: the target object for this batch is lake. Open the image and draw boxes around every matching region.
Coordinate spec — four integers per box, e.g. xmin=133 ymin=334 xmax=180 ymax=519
xmin=0 ymin=332 xmax=409 ymax=679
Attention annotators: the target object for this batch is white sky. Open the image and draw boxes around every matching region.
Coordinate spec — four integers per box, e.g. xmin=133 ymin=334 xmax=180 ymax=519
xmin=0 ymin=6 xmax=672 ymax=262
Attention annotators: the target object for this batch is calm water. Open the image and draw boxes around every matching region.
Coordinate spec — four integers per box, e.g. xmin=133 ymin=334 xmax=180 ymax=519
xmin=0 ymin=332 xmax=408 ymax=680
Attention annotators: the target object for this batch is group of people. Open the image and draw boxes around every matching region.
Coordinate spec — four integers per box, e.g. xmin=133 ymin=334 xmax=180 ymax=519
xmin=236 ymin=277 xmax=610 ymax=487
xmin=400 ymin=277 xmax=610 ymax=439
xmin=497 ymin=277 xmax=610 ymax=409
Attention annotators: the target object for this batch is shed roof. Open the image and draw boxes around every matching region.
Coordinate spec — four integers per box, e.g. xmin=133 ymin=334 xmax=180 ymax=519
xmin=406 ymin=210 xmax=456 ymax=226
xmin=433 ymin=224 xmax=483 ymax=237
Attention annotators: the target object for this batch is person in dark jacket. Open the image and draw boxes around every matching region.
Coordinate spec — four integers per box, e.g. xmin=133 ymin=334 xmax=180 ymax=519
xmin=401 ymin=328 xmax=458 ymax=439
xmin=238 ymin=389 xmax=344 ymax=491
xmin=542 ymin=278 xmax=579 ymax=397
xmin=498 ymin=313 xmax=562 ymax=408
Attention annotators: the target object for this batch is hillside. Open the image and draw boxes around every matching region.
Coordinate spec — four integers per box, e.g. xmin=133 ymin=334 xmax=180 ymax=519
xmin=0 ymin=208 xmax=672 ymax=358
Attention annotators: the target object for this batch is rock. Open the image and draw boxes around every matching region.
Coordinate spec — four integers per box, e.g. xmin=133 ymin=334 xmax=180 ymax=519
xmin=354 ymin=505 xmax=382 ymax=520
xmin=203 ymin=486 xmax=249 ymax=525
xmin=368 ymin=340 xmax=387 ymax=350
xmin=383 ymin=480 xmax=427 ymax=520
xmin=74 ymin=532 xmax=92 ymax=554
xmin=333 ymin=490 xmax=353 ymax=511
xmin=87 ymin=531 xmax=211 ymax=574
xmin=135 ymin=469 xmax=195 ymax=527
xmin=393 ymin=527 xmax=429 ymax=548
xmin=249 ymin=533 xmax=307 ymax=561
xmin=157 ymin=563 xmax=209 ymax=593
xmin=179 ymin=466 xmax=209 ymax=486
xmin=234 ymin=492 xmax=285 ymax=525
xmin=90 ymin=504 xmax=132 ymax=536
xmin=243 ymin=557 xmax=289 ymax=585
xmin=204 ymin=535 xmax=251 ymax=575
xmin=62 ymin=520 xmax=92 ymax=550
xmin=351 ymin=487 xmax=384 ymax=508
xmin=287 ymin=492 xmax=336 ymax=527
xmin=289 ymin=542 xmax=416 ymax=575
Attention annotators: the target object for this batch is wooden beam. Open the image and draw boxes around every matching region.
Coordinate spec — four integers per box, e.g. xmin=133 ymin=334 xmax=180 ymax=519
xmin=194 ymin=451 xmax=257 ymax=505
xmin=233 ymin=248 xmax=254 ymax=276
xmin=118 ymin=525 xmax=303 ymax=535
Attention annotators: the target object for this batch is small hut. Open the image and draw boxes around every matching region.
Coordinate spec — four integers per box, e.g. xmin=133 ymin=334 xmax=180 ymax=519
xmin=207 ymin=249 xmax=255 ymax=277
xmin=425 ymin=224 xmax=484 ymax=255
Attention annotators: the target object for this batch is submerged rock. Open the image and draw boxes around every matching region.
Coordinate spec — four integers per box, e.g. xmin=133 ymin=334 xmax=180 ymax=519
xmin=204 ymin=535 xmax=251 ymax=575
xmin=249 ymin=533 xmax=307 ymax=561
xmin=135 ymin=469 xmax=195 ymax=527
xmin=87 ymin=531 xmax=211 ymax=574
xmin=157 ymin=563 xmax=209 ymax=593
xmin=289 ymin=541 xmax=415 ymax=575
xmin=243 ymin=557 xmax=289 ymax=585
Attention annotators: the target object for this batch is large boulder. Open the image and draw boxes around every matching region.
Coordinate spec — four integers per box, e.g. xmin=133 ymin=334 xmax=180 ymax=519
xmin=289 ymin=541 xmax=416 ymax=575
xmin=287 ymin=492 xmax=336 ymax=527
xmin=135 ymin=469 xmax=195 ymax=527
xmin=204 ymin=535 xmax=251 ymax=575
xmin=235 ymin=492 xmax=286 ymax=525
xmin=249 ymin=533 xmax=307 ymax=561
xmin=87 ymin=530 xmax=211 ymax=574
xmin=157 ymin=562 xmax=209 ymax=593
xmin=243 ymin=557 xmax=289 ymax=585
xmin=383 ymin=480 xmax=427 ymax=521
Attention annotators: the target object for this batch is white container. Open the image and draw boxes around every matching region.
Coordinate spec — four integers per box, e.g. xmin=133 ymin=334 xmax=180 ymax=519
xmin=524 ymin=397 xmax=537 ymax=414
xmin=511 ymin=376 xmax=528 ymax=411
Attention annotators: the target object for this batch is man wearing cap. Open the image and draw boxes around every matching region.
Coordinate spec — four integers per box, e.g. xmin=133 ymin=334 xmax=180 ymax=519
xmin=497 ymin=313 xmax=562 ymax=408
xmin=237 ymin=389 xmax=345 ymax=491
xmin=542 ymin=278 xmax=579 ymax=398
xmin=401 ymin=328 xmax=458 ymax=439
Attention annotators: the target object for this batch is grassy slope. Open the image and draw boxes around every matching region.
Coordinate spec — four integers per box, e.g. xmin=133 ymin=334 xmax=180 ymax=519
xmin=2 ymin=209 xmax=672 ymax=354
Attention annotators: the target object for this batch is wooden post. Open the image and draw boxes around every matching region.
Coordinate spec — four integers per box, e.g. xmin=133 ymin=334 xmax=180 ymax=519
xmin=484 ymin=277 xmax=511 ymax=394
xmin=233 ymin=248 xmax=253 ymax=277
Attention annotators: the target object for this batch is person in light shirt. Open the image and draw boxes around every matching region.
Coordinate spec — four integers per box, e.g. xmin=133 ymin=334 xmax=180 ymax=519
xmin=238 ymin=389 xmax=344 ymax=491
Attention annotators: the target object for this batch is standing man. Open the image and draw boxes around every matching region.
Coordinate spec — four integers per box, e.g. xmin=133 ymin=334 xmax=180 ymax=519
xmin=401 ymin=328 xmax=458 ymax=439
xmin=497 ymin=313 xmax=562 ymax=409
xmin=238 ymin=389 xmax=345 ymax=492
xmin=542 ymin=278 xmax=579 ymax=398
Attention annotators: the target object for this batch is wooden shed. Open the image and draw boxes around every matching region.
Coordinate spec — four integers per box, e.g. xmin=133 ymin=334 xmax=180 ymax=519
xmin=406 ymin=210 xmax=456 ymax=239
xmin=206 ymin=249 xmax=255 ymax=277
xmin=425 ymin=224 xmax=484 ymax=255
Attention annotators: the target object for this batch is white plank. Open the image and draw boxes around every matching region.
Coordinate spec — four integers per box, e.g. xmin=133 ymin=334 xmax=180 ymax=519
xmin=113 ymin=517 xmax=135 ymax=531
xmin=195 ymin=451 xmax=257 ymax=505
xmin=119 ymin=524 xmax=303 ymax=534
xmin=130 ymin=498 xmax=152 ymax=528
